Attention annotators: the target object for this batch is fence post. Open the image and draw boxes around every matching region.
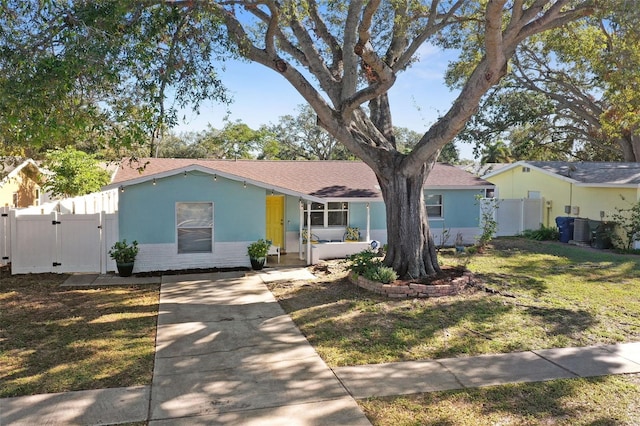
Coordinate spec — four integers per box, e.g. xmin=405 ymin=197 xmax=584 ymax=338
xmin=8 ymin=209 xmax=16 ymax=271
xmin=1 ymin=207 xmax=10 ymax=265
xmin=100 ymin=211 xmax=106 ymax=274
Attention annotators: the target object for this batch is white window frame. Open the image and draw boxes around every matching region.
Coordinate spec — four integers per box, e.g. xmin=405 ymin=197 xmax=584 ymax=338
xmin=176 ymin=202 xmax=214 ymax=254
xmin=326 ymin=202 xmax=349 ymax=227
xmin=303 ymin=202 xmax=349 ymax=227
xmin=426 ymin=194 xmax=444 ymax=218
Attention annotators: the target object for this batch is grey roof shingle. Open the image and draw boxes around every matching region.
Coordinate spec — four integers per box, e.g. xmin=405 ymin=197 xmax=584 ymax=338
xmin=110 ymin=158 xmax=492 ymax=199
xmin=527 ymin=161 xmax=640 ymax=185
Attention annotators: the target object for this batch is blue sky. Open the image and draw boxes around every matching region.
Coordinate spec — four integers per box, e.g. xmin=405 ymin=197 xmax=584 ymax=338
xmin=174 ymin=44 xmax=476 ymax=160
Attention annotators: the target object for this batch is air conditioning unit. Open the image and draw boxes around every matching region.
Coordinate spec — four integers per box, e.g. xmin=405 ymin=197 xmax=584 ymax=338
xmin=573 ymin=218 xmax=591 ymax=242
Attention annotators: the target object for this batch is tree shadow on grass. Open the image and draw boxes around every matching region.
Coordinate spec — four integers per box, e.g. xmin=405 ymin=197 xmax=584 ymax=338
xmin=0 ymin=276 xmax=159 ymax=398
xmin=474 ymin=271 xmax=548 ymax=297
xmin=272 ymin=276 xmax=598 ymax=364
xmin=525 ymin=305 xmax=597 ymax=336
xmin=362 ymin=376 xmax=638 ymax=425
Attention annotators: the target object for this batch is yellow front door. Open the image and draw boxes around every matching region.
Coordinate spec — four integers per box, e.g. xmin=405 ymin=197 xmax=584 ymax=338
xmin=266 ymin=195 xmax=285 ymax=250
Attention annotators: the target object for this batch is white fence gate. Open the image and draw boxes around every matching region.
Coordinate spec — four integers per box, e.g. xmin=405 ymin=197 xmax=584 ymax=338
xmin=491 ymin=198 xmax=543 ymax=237
xmin=9 ymin=210 xmax=118 ymax=275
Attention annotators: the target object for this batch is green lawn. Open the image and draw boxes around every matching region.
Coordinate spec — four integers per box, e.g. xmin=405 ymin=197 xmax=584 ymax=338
xmin=268 ymin=238 xmax=640 ymax=425
xmin=3 ymin=239 xmax=639 ymax=425
xmin=270 ymin=239 xmax=640 ymax=366
xmin=0 ymin=271 xmax=159 ymax=398
xmin=360 ymin=375 xmax=640 ymax=425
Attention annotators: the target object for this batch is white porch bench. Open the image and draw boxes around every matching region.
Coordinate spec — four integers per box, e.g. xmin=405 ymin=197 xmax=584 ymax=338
xmin=310 ymin=241 xmax=371 ymax=263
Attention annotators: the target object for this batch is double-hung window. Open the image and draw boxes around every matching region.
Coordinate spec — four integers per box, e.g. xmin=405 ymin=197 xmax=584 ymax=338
xmin=303 ymin=202 xmax=348 ymax=227
xmin=425 ymin=194 xmax=443 ymax=218
xmin=176 ymin=202 xmax=213 ymax=254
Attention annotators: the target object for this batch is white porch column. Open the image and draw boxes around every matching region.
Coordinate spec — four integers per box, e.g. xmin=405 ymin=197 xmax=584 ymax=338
xmin=306 ymin=201 xmax=312 ymax=265
xmin=366 ymin=203 xmax=371 ymax=241
xmin=299 ymin=201 xmax=304 ymax=260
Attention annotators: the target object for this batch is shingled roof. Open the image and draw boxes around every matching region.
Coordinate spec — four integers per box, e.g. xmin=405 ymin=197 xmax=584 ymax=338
xmin=107 ymin=158 xmax=492 ymax=199
xmin=483 ymin=161 xmax=640 ymax=186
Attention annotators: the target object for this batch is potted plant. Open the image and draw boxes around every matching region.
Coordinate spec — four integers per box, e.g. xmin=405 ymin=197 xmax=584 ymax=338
xmin=109 ymin=239 xmax=139 ymax=277
xmin=247 ymin=239 xmax=271 ymax=270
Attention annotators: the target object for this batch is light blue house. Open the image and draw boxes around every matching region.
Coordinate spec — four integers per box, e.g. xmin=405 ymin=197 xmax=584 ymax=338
xmin=105 ymin=158 xmax=493 ymax=272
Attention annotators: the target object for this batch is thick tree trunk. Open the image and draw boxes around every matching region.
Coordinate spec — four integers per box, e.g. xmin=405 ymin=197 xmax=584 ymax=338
xmin=619 ymin=133 xmax=640 ymax=162
xmin=377 ymin=161 xmax=441 ymax=279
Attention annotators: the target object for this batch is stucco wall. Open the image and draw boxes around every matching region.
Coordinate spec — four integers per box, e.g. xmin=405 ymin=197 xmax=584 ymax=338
xmin=283 ymin=189 xmax=484 ymax=251
xmin=118 ymin=174 xmax=268 ymax=272
xmin=119 ymin=174 xmax=488 ymax=270
xmin=0 ymin=166 xmax=41 ymax=208
xmin=487 ymin=166 xmax=640 ymax=226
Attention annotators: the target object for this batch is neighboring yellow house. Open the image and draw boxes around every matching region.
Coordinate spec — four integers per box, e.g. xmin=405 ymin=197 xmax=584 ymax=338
xmin=0 ymin=158 xmax=44 ymax=208
xmin=483 ymin=161 xmax=640 ymax=240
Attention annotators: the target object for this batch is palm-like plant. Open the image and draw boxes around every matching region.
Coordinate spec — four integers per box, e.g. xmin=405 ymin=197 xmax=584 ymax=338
xmin=481 ymin=141 xmax=514 ymax=164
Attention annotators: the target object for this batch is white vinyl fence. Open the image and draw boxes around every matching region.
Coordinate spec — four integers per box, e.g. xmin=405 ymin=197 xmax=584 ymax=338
xmin=0 ymin=206 xmax=10 ymax=265
xmin=19 ymin=189 xmax=119 ymax=215
xmin=7 ymin=209 xmax=118 ymax=275
xmin=488 ymin=198 xmax=543 ymax=236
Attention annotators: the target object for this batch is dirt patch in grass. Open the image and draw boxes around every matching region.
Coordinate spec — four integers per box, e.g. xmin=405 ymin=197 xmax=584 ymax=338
xmin=0 ymin=267 xmax=159 ymax=397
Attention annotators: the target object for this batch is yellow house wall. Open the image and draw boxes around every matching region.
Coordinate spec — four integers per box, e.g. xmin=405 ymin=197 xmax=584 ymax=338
xmin=0 ymin=168 xmax=40 ymax=207
xmin=487 ymin=167 xmax=572 ymax=227
xmin=571 ymin=186 xmax=638 ymax=221
xmin=488 ymin=166 xmax=640 ymax=228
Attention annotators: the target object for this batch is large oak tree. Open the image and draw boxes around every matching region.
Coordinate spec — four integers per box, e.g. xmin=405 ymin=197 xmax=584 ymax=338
xmin=456 ymin=0 xmax=640 ymax=162
xmin=1 ymin=1 xmax=597 ymax=278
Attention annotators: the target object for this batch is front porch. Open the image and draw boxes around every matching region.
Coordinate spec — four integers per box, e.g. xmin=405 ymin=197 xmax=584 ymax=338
xmin=266 ymin=251 xmax=308 ymax=267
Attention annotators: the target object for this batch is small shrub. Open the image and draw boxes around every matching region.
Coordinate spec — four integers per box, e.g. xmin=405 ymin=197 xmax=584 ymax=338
xmin=476 ymin=196 xmax=499 ymax=250
xmin=247 ymin=239 xmax=271 ymax=258
xmin=109 ymin=239 xmax=139 ymax=263
xmin=609 ymin=197 xmax=640 ymax=251
xmin=345 ymin=250 xmax=381 ymax=276
xmin=367 ymin=266 xmax=398 ymax=284
xmin=465 ymin=246 xmax=478 ymax=255
xmin=521 ymin=225 xmax=559 ymax=241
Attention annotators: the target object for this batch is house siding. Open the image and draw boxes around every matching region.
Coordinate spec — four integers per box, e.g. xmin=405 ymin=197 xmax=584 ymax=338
xmin=117 ymin=169 xmax=489 ymax=270
xmin=119 ymin=173 xmax=266 ymax=255
xmin=0 ymin=165 xmax=41 ymax=208
xmin=282 ymin=189 xmax=484 ymax=251
xmin=487 ymin=164 xmax=639 ymax=227
xmin=571 ymin=186 xmax=637 ymax=221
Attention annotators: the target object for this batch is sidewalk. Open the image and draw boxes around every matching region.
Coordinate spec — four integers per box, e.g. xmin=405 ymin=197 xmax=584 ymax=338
xmin=333 ymin=342 xmax=640 ymax=398
xmin=2 ymin=269 xmax=640 ymax=425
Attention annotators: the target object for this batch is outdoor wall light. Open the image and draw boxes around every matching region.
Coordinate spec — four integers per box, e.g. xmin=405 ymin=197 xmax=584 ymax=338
xmin=152 ymin=178 xmax=156 ymax=186
xmin=119 ymin=185 xmax=124 ymax=193
xmin=213 ymin=174 xmax=217 ymax=181
xmin=243 ymin=181 xmax=247 ymax=188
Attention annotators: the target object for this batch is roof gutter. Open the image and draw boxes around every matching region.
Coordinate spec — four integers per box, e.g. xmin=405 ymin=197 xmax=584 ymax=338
xmin=103 ymin=164 xmax=326 ymax=204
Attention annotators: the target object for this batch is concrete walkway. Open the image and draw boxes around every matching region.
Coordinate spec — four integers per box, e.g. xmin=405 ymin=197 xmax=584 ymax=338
xmin=333 ymin=342 xmax=640 ymax=399
xmin=2 ymin=269 xmax=640 ymax=425
xmin=148 ymin=270 xmax=369 ymax=425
